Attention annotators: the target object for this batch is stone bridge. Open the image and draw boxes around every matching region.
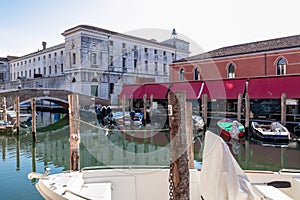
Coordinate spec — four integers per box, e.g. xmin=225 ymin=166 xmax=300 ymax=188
xmin=0 ymin=89 xmax=109 ymax=109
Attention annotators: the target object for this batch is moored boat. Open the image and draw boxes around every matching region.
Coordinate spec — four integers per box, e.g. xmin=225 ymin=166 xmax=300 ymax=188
xmin=251 ymin=121 xmax=290 ymax=143
xmin=217 ymin=118 xmax=245 ymax=141
xmin=29 ymin=131 xmax=300 ymax=200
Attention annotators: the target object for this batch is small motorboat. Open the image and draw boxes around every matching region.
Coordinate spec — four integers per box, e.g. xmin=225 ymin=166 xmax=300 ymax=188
xmin=217 ymin=118 xmax=245 ymax=141
xmin=251 ymin=121 xmax=290 ymax=143
xmin=29 ymin=131 xmax=300 ymax=200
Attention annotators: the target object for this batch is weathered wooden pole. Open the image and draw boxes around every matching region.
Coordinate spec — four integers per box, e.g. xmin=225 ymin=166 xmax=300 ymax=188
xmin=68 ymin=94 xmax=80 ymax=171
xmin=130 ymin=95 xmax=133 ymax=111
xmin=2 ymin=97 xmax=7 ymax=122
xmin=281 ymin=93 xmax=287 ymax=126
xmin=122 ymin=95 xmax=126 ymax=126
xmin=168 ymin=91 xmax=190 ymax=200
xmin=31 ymin=97 xmax=37 ymax=142
xmin=150 ymin=94 xmax=153 ymax=117
xmin=245 ymin=93 xmax=250 ymax=128
xmin=15 ymin=96 xmax=20 ymax=133
xmin=237 ymin=93 xmax=242 ymax=122
xmin=186 ymin=102 xmax=194 ymax=169
xmin=143 ymin=94 xmax=147 ymax=124
xmin=202 ymin=94 xmax=208 ymax=130
xmin=16 ymin=134 xmax=20 ymax=170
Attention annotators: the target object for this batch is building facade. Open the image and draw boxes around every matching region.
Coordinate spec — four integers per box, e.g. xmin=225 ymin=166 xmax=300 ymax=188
xmin=0 ymin=56 xmax=17 ymax=83
xmin=170 ymin=35 xmax=300 ymax=81
xmin=8 ymin=25 xmax=189 ymax=105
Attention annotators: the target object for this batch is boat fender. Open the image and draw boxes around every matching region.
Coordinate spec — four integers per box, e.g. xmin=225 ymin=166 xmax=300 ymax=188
xmin=27 ymin=167 xmax=51 ymax=180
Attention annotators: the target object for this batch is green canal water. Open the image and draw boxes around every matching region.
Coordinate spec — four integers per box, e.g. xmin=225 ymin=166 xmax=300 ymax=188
xmin=0 ymin=112 xmax=300 ymax=199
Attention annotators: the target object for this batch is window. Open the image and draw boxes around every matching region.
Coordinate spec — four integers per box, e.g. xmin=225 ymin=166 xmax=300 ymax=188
xmin=60 ymin=51 xmax=63 ymax=56
xmin=25 ymin=60 xmax=27 ymax=64
xmin=194 ymin=67 xmax=200 ymax=80
xmin=109 ymin=56 xmax=114 ymax=66
xmin=179 ymin=68 xmax=185 ymax=81
xmin=61 ymin=64 xmax=64 ymax=72
xmin=29 ymin=59 xmax=31 ymax=63
xmin=72 ymin=53 xmax=76 ymax=65
xmin=38 ymin=57 xmax=40 ymax=61
xmin=109 ymin=41 xmax=114 ymax=46
xmin=122 ymin=58 xmax=126 ymax=68
xmin=91 ymin=53 xmax=97 ymax=65
xmin=91 ymin=85 xmax=98 ymax=97
xmin=163 ymin=64 xmax=167 ymax=75
xmin=134 ymin=59 xmax=137 ymax=73
xmin=49 ymin=54 xmax=51 ymax=58
xmin=154 ymin=62 xmax=158 ymax=74
xmin=277 ymin=58 xmax=287 ymax=75
xmin=122 ymin=43 xmax=126 ymax=49
xmin=43 ymin=67 xmax=46 ymax=75
xmin=29 ymin=70 xmax=31 ymax=77
xmin=49 ymin=66 xmax=51 ymax=74
xmin=154 ymin=49 xmax=158 ymax=54
xmin=145 ymin=60 xmax=148 ymax=71
xmin=55 ymin=65 xmax=57 ymax=74
xmin=33 ymin=58 xmax=35 ymax=62
xmin=227 ymin=63 xmax=235 ymax=78
xmin=54 ymin=52 xmax=57 ymax=57
xmin=43 ymin=55 xmax=46 ymax=60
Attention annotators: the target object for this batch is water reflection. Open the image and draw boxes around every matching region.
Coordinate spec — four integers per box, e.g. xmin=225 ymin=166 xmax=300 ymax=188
xmin=0 ymin=111 xmax=300 ymax=199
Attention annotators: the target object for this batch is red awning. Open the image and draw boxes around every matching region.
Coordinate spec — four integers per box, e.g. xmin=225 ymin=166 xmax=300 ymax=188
xmin=144 ymin=83 xmax=170 ymax=99
xmin=170 ymin=81 xmax=203 ymax=99
xmin=201 ymin=79 xmax=246 ymax=99
xmin=119 ymin=85 xmax=145 ymax=99
xmin=248 ymin=76 xmax=300 ymax=99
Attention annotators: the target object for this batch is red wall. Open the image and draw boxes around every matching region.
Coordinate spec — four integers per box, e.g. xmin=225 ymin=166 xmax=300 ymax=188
xmin=170 ymin=48 xmax=300 ymax=81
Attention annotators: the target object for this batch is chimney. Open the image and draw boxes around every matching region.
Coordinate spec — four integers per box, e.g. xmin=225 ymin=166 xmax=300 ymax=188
xmin=42 ymin=41 xmax=47 ymax=50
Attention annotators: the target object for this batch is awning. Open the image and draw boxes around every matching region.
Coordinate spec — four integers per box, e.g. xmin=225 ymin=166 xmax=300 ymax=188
xmin=201 ymin=79 xmax=246 ymax=99
xmin=119 ymin=85 xmax=145 ymax=99
xmin=170 ymin=81 xmax=203 ymax=99
xmin=119 ymin=83 xmax=170 ymax=99
xmin=144 ymin=83 xmax=170 ymax=99
xmin=248 ymin=76 xmax=300 ymax=99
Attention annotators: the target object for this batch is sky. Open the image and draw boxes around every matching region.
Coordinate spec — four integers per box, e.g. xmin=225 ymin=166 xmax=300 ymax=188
xmin=1 ymin=0 xmax=300 ymax=57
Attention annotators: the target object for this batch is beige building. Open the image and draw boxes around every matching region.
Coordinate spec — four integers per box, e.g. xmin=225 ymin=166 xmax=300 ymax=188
xmin=8 ymin=25 xmax=190 ymax=105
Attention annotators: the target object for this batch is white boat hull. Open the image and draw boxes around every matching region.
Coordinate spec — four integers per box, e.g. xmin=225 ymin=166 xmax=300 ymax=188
xmin=35 ymin=167 xmax=300 ymax=200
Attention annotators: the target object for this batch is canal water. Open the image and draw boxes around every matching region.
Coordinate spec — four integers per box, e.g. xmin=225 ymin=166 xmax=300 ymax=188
xmin=0 ymin=111 xmax=300 ymax=199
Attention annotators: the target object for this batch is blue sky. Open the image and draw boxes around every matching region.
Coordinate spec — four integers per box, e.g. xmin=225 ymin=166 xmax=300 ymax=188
xmin=1 ymin=0 xmax=300 ymax=56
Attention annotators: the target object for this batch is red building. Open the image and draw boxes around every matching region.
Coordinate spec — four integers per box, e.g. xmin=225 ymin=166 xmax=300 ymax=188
xmin=170 ymin=35 xmax=300 ymax=81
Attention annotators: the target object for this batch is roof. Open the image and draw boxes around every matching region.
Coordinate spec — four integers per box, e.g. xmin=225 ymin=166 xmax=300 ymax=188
xmin=175 ymin=34 xmax=300 ymax=62
xmin=62 ymin=24 xmax=177 ymax=49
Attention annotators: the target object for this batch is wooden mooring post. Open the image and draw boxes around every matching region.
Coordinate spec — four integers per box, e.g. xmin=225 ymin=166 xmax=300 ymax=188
xmin=122 ymin=95 xmax=126 ymax=126
xmin=2 ymin=97 xmax=7 ymax=123
xmin=168 ymin=91 xmax=190 ymax=199
xmin=237 ymin=93 xmax=242 ymax=122
xmin=245 ymin=93 xmax=250 ymax=129
xmin=202 ymin=94 xmax=208 ymax=131
xmin=281 ymin=93 xmax=286 ymax=126
xmin=15 ymin=96 xmax=20 ymax=134
xmin=31 ymin=97 xmax=37 ymax=142
xmin=186 ymin=102 xmax=194 ymax=169
xmin=68 ymin=94 xmax=80 ymax=171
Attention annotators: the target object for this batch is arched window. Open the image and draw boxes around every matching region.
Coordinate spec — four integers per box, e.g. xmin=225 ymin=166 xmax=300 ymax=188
xmin=179 ymin=68 xmax=185 ymax=81
xmin=227 ymin=63 xmax=235 ymax=78
xmin=276 ymin=58 xmax=287 ymax=75
xmin=194 ymin=67 xmax=200 ymax=80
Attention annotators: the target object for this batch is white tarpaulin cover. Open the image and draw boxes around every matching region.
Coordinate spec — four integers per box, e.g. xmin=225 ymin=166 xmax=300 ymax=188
xmin=200 ymin=131 xmax=254 ymax=200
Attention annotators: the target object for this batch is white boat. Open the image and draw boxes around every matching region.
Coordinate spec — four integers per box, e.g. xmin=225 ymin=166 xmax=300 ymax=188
xmin=29 ymin=131 xmax=300 ymax=200
xmin=251 ymin=121 xmax=290 ymax=143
